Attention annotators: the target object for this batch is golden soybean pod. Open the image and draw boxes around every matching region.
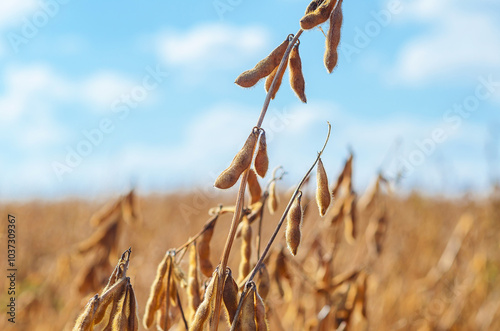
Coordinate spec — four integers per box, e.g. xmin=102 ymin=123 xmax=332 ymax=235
xmin=268 ymin=181 xmax=279 ymax=215
xmin=325 ymin=0 xmax=343 ymax=73
xmin=316 ymin=158 xmax=331 ymax=217
xmin=288 ymin=43 xmax=307 ymax=103
xmin=222 ymin=268 xmax=239 ymax=325
xmin=189 ymin=271 xmax=218 ymax=331
xmin=254 ymin=130 xmax=269 ymax=178
xmin=254 ymin=289 xmax=269 ymax=331
xmin=247 ymin=169 xmax=262 ymax=204
xmin=264 ymin=55 xmax=288 ymax=100
xmin=286 ymin=193 xmax=303 ymax=256
xmin=235 ymin=38 xmax=290 ymax=88
xmin=198 ymin=219 xmax=216 ymax=277
xmin=143 ymin=253 xmax=171 ymax=329
xmin=300 ymin=0 xmax=338 ymax=30
xmin=238 ymin=218 xmax=253 ymax=283
xmin=187 ymin=243 xmax=201 ymax=320
xmin=215 ymin=128 xmax=259 ymax=189
xmin=239 ymin=284 xmax=257 ymax=330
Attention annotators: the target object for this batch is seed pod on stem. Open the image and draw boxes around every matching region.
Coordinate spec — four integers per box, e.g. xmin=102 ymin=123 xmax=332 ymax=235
xmin=343 ymin=193 xmax=356 ymax=245
xmin=316 ymin=158 xmax=331 ymax=217
xmin=143 ymin=252 xmax=172 ymax=329
xmin=189 ymin=270 xmax=218 ymax=331
xmin=256 ymin=265 xmax=270 ymax=301
xmin=305 ymin=0 xmax=325 ymax=14
xmin=300 ymin=0 xmax=338 ymax=30
xmin=330 ymin=195 xmax=345 ymax=225
xmin=325 ymin=0 xmax=343 ymax=73
xmin=187 ymin=243 xmax=201 ymax=320
xmin=235 ymin=37 xmax=291 ymax=88
xmin=239 ymin=283 xmax=257 ymax=330
xmin=223 ymin=268 xmax=239 ymax=325
xmin=238 ymin=218 xmax=253 ymax=284
xmin=247 ymin=169 xmax=262 ymax=205
xmin=198 ymin=217 xmax=217 ymax=277
xmin=215 ymin=128 xmax=260 ymax=189
xmin=288 ymin=42 xmax=307 ymax=103
xmin=265 ymin=53 xmax=289 ymax=99
xmin=254 ymin=288 xmax=269 ymax=331
xmin=73 ymin=295 xmax=99 ymax=331
xmin=254 ymin=130 xmax=269 ymax=178
xmin=94 ymin=277 xmax=128 ymax=325
xmin=286 ymin=192 xmax=303 ymax=256
xmin=267 ymin=181 xmax=279 ymax=215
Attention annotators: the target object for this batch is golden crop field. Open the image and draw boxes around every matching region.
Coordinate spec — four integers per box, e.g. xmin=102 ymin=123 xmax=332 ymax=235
xmin=1 ymin=180 xmax=499 ymax=330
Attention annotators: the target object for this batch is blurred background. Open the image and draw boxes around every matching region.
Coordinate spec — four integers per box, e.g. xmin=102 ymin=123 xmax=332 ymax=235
xmin=2 ymin=2 xmax=500 ymax=330
xmin=1 ymin=0 xmax=499 ymax=200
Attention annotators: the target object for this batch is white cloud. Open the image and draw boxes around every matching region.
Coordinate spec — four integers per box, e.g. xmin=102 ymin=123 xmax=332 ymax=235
xmin=0 ymin=64 xmax=70 ymax=124
xmin=157 ymin=23 xmax=269 ymax=71
xmin=80 ymin=72 xmax=135 ymax=111
xmin=0 ymin=64 xmax=138 ymax=126
xmin=391 ymin=1 xmax=500 ymax=85
xmin=0 ymin=0 xmax=38 ymax=28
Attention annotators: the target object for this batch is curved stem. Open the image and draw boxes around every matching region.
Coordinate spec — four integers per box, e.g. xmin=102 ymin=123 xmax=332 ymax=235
xmin=230 ymin=122 xmax=332 ymax=330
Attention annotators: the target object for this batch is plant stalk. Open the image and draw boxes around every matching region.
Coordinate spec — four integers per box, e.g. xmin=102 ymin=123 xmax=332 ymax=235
xmin=230 ymin=122 xmax=331 ymax=330
xmin=211 ymin=28 xmax=304 ymax=331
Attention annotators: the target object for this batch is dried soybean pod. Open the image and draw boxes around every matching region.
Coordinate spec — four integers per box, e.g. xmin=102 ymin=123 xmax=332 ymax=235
xmin=316 ymin=158 xmax=331 ymax=217
xmin=288 ymin=42 xmax=307 ymax=103
xmin=239 ymin=283 xmax=257 ymax=330
xmin=168 ymin=269 xmax=178 ymax=306
xmin=367 ymin=207 xmax=387 ymax=256
xmin=198 ymin=216 xmax=217 ymax=277
xmin=286 ymin=192 xmax=303 ymax=256
xmin=94 ymin=277 xmax=128 ymax=325
xmin=126 ymin=283 xmax=140 ymax=331
xmin=343 ymin=193 xmax=356 ymax=245
xmin=215 ymin=128 xmax=260 ymax=189
xmin=143 ymin=252 xmax=171 ymax=329
xmin=189 ymin=271 xmax=218 ymax=331
xmin=300 ymin=0 xmax=337 ymax=30
xmin=359 ymin=174 xmax=380 ymax=212
xmin=223 ymin=268 xmax=239 ymax=324
xmin=89 ymin=199 xmax=121 ymax=227
xmin=265 ymin=56 xmax=288 ymax=100
xmin=355 ymin=271 xmax=368 ymax=319
xmin=112 ymin=280 xmax=136 ymax=331
xmin=256 ymin=265 xmax=270 ymax=301
xmin=254 ymin=130 xmax=269 ymax=178
xmin=268 ymin=181 xmax=279 ymax=215
xmin=157 ymin=258 xmax=174 ymax=331
xmin=238 ymin=218 xmax=253 ymax=283
xmin=305 ymin=0 xmax=324 ymax=14
xmin=187 ymin=243 xmax=201 ymax=320
xmin=254 ymin=289 xmax=269 ymax=331
xmin=235 ymin=37 xmax=290 ymax=88
xmin=247 ymin=169 xmax=262 ymax=204
xmin=73 ymin=295 xmax=99 ymax=331
xmin=272 ymin=247 xmax=292 ymax=298
xmin=325 ymin=0 xmax=343 ymax=73
xmin=330 ymin=197 xmax=345 ymax=226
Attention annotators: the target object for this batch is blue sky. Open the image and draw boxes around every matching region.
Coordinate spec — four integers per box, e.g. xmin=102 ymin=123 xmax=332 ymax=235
xmin=1 ymin=0 xmax=499 ymax=200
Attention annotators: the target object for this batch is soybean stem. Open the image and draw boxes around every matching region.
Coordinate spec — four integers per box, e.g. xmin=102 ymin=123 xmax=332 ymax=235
xmin=230 ymin=122 xmax=332 ymax=330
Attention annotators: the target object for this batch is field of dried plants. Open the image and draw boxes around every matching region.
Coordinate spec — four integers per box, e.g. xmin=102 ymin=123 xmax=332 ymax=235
xmin=1 ymin=181 xmax=500 ymax=330
xmin=2 ymin=1 xmax=499 ymax=330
